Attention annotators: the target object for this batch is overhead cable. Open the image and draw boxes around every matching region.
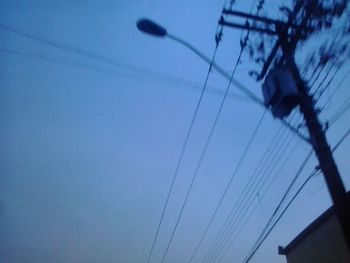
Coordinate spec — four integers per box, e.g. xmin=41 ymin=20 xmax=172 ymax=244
xmin=332 ymin=127 xmax=350 ymax=153
xmin=0 ymin=21 xmax=309 ymax=143
xmin=243 ymin=149 xmax=313 ymax=263
xmin=0 ymin=47 xmax=247 ymax=100
xmin=186 ymin=3 xmax=271 ymax=263
xmin=328 ymin=96 xmax=350 ymax=126
xmin=160 ymin=28 xmax=266 ymax=262
xmin=147 ymin=46 xmax=219 ymax=263
xmin=243 ymin=124 xmax=350 ymax=263
xmin=204 ymin=115 xmax=301 ymax=263
xmin=322 ymin=68 xmax=350 ymax=108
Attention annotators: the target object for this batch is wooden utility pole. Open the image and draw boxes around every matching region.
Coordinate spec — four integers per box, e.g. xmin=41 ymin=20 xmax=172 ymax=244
xmin=219 ymin=0 xmax=350 ymax=250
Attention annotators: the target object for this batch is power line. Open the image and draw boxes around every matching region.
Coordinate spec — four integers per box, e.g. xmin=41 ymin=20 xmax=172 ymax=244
xmin=204 ymin=116 xmax=300 ymax=263
xmin=242 ymin=124 xmax=350 ymax=263
xmin=0 ymin=22 xmax=247 ymax=101
xmin=219 ymin=0 xmax=350 ymax=258
xmin=184 ymin=3 xmax=268 ymax=262
xmin=243 ymin=168 xmax=316 ymax=263
xmin=0 ymin=20 xmax=310 ymax=143
xmin=0 ymin=21 xmax=260 ymax=104
xmin=332 ymin=127 xmax=350 ymax=153
xmin=260 ymin=139 xmax=299 ymax=198
xmin=203 ymin=132 xmax=291 ymax=263
xmin=306 ymin=63 xmax=322 ymax=84
xmin=328 ymin=96 xmax=350 ymax=126
xmin=185 ymin=110 xmax=266 ymax=263
xmin=308 ymin=63 xmax=327 ymax=91
xmin=146 ymin=47 xmax=219 ymax=263
xmin=308 ymin=33 xmax=347 ymax=101
xmin=322 ymin=68 xmax=350 ymax=108
xmin=315 ymin=58 xmax=346 ymax=102
xmin=0 ymin=47 xmax=192 ymax=87
xmin=213 ymin=139 xmax=300 ymax=263
xmin=0 ymin=47 xmax=247 ymax=101
xmin=307 ymin=23 xmax=346 ymax=94
xmin=159 ymin=27 xmax=266 ymax=262
xmin=243 ymin=149 xmax=313 ymax=263
xmin=231 ymin=139 xmax=300 ymax=249
xmin=0 ymin=19 xmax=283 ymax=262
xmin=312 ymin=52 xmax=344 ymax=96
xmin=0 ymin=22 xmax=151 ymax=74
xmin=201 ymin=114 xmax=300 ymax=263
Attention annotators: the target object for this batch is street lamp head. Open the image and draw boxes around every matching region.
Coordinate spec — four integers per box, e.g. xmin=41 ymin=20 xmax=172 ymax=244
xmin=136 ymin=18 xmax=167 ymax=37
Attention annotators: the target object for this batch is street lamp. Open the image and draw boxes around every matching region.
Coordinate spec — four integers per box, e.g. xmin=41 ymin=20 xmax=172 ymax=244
xmin=137 ymin=18 xmax=221 ymax=70
xmin=137 ymin=18 xmax=167 ymax=38
xmin=136 ymin=18 xmax=264 ymax=107
xmin=136 ymin=18 xmax=308 ymax=142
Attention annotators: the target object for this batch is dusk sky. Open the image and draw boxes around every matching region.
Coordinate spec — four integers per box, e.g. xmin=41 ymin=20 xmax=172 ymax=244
xmin=1 ymin=1 xmax=349 ymax=263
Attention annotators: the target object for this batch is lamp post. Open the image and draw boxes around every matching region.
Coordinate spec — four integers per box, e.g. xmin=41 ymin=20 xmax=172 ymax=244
xmin=136 ymin=18 xmax=264 ymax=107
xmin=136 ymin=18 xmax=308 ymax=143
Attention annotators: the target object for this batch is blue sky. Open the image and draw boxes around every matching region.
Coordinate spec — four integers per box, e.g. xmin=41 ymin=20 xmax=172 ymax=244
xmin=1 ymin=1 xmax=349 ymax=263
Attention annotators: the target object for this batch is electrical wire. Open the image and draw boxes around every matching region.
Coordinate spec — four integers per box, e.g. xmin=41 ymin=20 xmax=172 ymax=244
xmin=243 ymin=149 xmax=313 ymax=263
xmin=254 ymin=148 xmax=313 ymax=242
xmin=186 ymin=110 xmax=267 ymax=263
xmin=308 ymin=30 xmax=346 ymax=96
xmin=202 ymin=113 xmax=301 ymax=263
xmin=0 ymin=47 xmax=247 ymax=101
xmin=243 ymin=167 xmax=316 ymax=263
xmin=322 ymin=68 xmax=350 ymax=108
xmin=0 ymin=20 xmax=310 ymax=144
xmin=332 ymin=127 xmax=350 ymax=153
xmin=306 ymin=63 xmax=322 ymax=84
xmin=202 ymin=2 xmax=349 ymax=262
xmin=231 ymin=139 xmax=300 ymax=249
xmin=308 ymin=63 xmax=327 ymax=91
xmin=260 ymin=139 xmax=299 ymax=198
xmin=204 ymin=115 xmax=300 ymax=263
xmin=188 ymin=1 xmax=282 ymax=263
xmin=2 ymin=7 xmax=348 ymax=263
xmin=212 ymin=140 xmax=300 ymax=263
xmin=203 ymin=131 xmax=293 ymax=263
xmin=312 ymin=53 xmax=344 ymax=95
xmin=1 ymin=19 xmax=306 ymax=262
xmin=163 ymin=108 xmax=266 ymax=263
xmin=183 ymin=5 xmax=270 ymax=263
xmin=252 ymin=144 xmax=311 ymax=246
xmin=0 ymin=22 xmax=249 ymax=102
xmin=328 ymin=96 xmax=350 ymax=126
xmin=0 ymin=47 xmax=194 ymax=88
xmin=1 ymin=17 xmax=320 ymax=261
xmin=242 ymin=123 xmax=350 ymax=263
xmin=314 ymin=51 xmax=346 ymax=102
xmin=159 ymin=27 xmax=266 ymax=262
xmin=315 ymin=58 xmax=346 ymax=101
xmin=0 ymin=21 xmax=250 ymax=103
xmin=146 ymin=46 xmax=219 ymax=263
xmin=0 ymin=22 xmax=157 ymax=76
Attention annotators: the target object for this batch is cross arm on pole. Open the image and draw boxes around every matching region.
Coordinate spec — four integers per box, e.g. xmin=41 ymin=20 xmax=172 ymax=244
xmin=218 ymin=17 xmax=277 ymax=35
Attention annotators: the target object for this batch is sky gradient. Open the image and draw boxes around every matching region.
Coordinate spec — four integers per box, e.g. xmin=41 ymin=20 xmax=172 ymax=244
xmin=1 ymin=1 xmax=349 ymax=263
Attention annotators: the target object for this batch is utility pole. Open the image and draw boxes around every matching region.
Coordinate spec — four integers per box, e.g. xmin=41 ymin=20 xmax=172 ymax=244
xmin=219 ymin=0 xmax=350 ymax=250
